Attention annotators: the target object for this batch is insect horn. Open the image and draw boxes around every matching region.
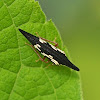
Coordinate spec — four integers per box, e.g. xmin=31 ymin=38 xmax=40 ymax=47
xmin=19 ymin=29 xmax=33 ymax=39
xmin=65 ymin=59 xmax=80 ymax=71
xmin=19 ymin=29 xmax=37 ymax=45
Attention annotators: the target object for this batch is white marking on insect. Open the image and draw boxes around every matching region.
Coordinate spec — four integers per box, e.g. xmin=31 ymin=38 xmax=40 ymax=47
xmin=41 ymin=53 xmax=53 ymax=59
xmin=39 ymin=38 xmax=47 ymax=43
xmin=50 ymin=44 xmax=57 ymax=51
xmin=51 ymin=59 xmax=59 ymax=65
xmin=41 ymin=53 xmax=59 ymax=65
xmin=48 ymin=55 xmax=53 ymax=59
xmin=34 ymin=44 xmax=41 ymax=51
xmin=41 ymin=53 xmax=48 ymax=57
xmin=50 ymin=44 xmax=65 ymax=55
xmin=57 ymin=48 xmax=65 ymax=54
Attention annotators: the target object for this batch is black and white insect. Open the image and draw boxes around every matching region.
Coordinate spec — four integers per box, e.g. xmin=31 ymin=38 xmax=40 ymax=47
xmin=19 ymin=29 xmax=79 ymax=71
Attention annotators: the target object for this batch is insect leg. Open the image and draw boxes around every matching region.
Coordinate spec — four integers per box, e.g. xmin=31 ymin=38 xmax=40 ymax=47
xmin=45 ymin=63 xmax=54 ymax=68
xmin=35 ymin=32 xmax=60 ymax=48
xmin=36 ymin=57 xmax=50 ymax=64
xmin=36 ymin=57 xmax=45 ymax=62
xmin=25 ymin=43 xmax=49 ymax=63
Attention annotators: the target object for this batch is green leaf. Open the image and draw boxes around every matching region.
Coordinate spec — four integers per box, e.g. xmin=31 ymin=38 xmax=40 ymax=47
xmin=0 ymin=0 xmax=82 ymax=100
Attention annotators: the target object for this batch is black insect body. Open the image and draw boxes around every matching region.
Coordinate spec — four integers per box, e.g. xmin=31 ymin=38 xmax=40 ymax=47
xmin=19 ymin=29 xmax=79 ymax=71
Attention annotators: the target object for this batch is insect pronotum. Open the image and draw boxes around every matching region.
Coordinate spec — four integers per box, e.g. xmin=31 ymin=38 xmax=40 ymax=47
xmin=19 ymin=29 xmax=80 ymax=71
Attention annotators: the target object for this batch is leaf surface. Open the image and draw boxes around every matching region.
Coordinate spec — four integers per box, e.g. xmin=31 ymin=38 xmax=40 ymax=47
xmin=0 ymin=0 xmax=82 ymax=100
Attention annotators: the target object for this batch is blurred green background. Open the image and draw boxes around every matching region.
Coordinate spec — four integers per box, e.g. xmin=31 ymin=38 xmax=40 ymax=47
xmin=37 ymin=0 xmax=100 ymax=100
